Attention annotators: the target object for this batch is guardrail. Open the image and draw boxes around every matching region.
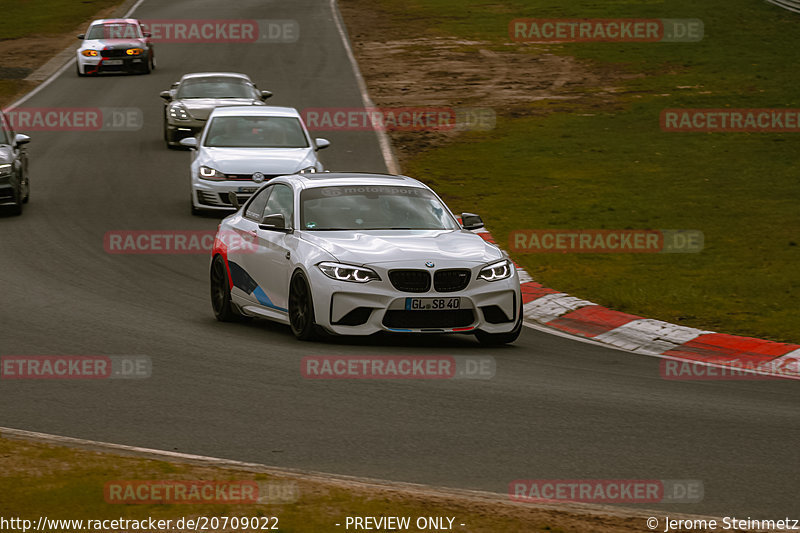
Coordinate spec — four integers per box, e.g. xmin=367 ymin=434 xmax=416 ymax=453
xmin=766 ymin=0 xmax=800 ymax=14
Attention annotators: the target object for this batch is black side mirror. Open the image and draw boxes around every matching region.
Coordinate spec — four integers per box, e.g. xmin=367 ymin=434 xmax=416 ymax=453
xmin=461 ymin=212 xmax=484 ymax=231
xmin=159 ymin=90 xmax=172 ymax=101
xmin=259 ymin=213 xmax=288 ymax=232
xmin=143 ymin=32 xmax=152 ymax=38
xmin=227 ymin=191 xmax=240 ymax=209
xmin=77 ymin=34 xmax=85 ymax=40
xmin=260 ymin=90 xmax=273 ymax=101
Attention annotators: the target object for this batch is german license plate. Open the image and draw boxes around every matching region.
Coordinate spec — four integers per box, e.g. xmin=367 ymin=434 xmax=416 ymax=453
xmin=104 ymin=59 xmax=123 ymax=65
xmin=237 ymin=186 xmax=257 ymax=193
xmin=405 ymin=297 xmax=461 ymax=311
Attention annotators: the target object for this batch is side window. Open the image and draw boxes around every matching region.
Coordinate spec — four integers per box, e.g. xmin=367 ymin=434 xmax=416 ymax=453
xmin=262 ymin=184 xmax=293 ymax=228
xmin=244 ymin=186 xmax=271 ymax=221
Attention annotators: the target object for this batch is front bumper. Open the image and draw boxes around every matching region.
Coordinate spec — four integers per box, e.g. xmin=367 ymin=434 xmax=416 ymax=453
xmin=306 ymin=262 xmax=521 ymax=336
xmin=0 ymin=177 xmax=19 ymax=206
xmin=165 ymin=122 xmax=203 ymax=144
xmin=192 ymin=178 xmax=264 ymax=211
xmin=78 ymin=54 xmax=147 ymax=74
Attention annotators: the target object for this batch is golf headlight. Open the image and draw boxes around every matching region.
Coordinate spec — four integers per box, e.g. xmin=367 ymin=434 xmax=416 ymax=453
xmin=168 ymin=103 xmax=190 ymax=121
xmin=126 ymin=48 xmax=143 ymax=55
xmin=198 ymin=166 xmax=226 ymax=181
xmin=297 ymin=166 xmax=317 ymax=174
xmin=318 ymin=262 xmax=380 ymax=283
xmin=478 ymin=259 xmax=512 ymax=282
xmin=0 ymin=164 xmax=11 ymax=178
xmin=81 ymin=49 xmax=99 ymax=57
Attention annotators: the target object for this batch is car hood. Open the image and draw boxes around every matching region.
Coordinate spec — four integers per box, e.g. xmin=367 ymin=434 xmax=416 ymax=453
xmin=203 ymin=147 xmax=314 ymax=174
xmin=300 ymin=230 xmax=503 ymax=265
xmin=178 ymin=99 xmax=263 ymax=121
xmin=81 ymin=38 xmax=147 ymax=50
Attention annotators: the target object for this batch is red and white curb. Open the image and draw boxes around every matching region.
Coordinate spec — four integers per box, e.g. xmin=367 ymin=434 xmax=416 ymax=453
xmin=473 ymin=228 xmax=800 ymax=379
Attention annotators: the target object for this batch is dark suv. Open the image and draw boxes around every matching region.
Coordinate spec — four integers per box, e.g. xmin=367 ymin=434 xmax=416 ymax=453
xmin=0 ymin=110 xmax=31 ymax=215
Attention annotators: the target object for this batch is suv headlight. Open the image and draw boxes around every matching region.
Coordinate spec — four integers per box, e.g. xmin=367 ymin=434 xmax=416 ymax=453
xmin=0 ymin=164 xmax=12 ymax=178
xmin=297 ymin=166 xmax=317 ymax=174
xmin=168 ymin=103 xmax=190 ymax=121
xmin=126 ymin=48 xmax=143 ymax=55
xmin=81 ymin=49 xmax=99 ymax=57
xmin=198 ymin=165 xmax=226 ymax=181
xmin=478 ymin=259 xmax=513 ymax=282
xmin=318 ymin=262 xmax=380 ymax=283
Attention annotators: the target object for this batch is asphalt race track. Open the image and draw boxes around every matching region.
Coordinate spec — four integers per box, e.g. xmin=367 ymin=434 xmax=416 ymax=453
xmin=1 ymin=0 xmax=798 ymax=519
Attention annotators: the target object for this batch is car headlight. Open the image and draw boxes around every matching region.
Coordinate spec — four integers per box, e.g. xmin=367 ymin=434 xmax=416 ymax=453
xmin=0 ymin=164 xmax=12 ymax=178
xmin=478 ymin=259 xmax=513 ymax=282
xmin=81 ymin=49 xmax=99 ymax=57
xmin=126 ymin=48 xmax=143 ymax=55
xmin=198 ymin=166 xmax=226 ymax=181
xmin=297 ymin=166 xmax=317 ymax=174
xmin=168 ymin=103 xmax=190 ymax=121
xmin=318 ymin=262 xmax=380 ymax=283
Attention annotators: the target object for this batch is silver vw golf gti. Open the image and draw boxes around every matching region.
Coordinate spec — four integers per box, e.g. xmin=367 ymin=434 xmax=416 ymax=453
xmin=210 ymin=172 xmax=523 ymax=344
xmin=182 ymin=106 xmax=329 ymax=215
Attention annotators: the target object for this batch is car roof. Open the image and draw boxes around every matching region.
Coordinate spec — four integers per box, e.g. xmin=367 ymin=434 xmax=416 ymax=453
xmin=90 ymin=19 xmax=139 ymax=25
xmin=179 ymin=72 xmax=252 ymax=82
xmin=207 ymin=106 xmax=300 ymax=118
xmin=273 ymin=172 xmax=428 ymax=190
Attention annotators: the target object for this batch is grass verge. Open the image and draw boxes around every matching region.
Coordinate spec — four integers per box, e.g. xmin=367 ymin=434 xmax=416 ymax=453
xmin=0 ymin=0 xmax=125 ymax=106
xmin=343 ymin=0 xmax=800 ymax=342
xmin=0 ymin=435 xmax=654 ymax=533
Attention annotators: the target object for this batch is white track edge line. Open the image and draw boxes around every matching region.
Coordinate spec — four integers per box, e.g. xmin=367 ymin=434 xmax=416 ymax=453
xmin=329 ymin=0 xmax=400 ymax=174
xmin=6 ymin=0 xmax=147 ymax=111
xmin=0 ymin=425 xmax=727 ymax=523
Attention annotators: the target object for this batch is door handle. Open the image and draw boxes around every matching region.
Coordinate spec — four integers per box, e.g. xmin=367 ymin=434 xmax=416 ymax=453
xmin=285 ymin=251 xmax=291 ymax=260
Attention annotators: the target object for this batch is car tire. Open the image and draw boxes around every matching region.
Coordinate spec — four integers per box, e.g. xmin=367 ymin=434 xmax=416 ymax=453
xmin=475 ymin=300 xmax=523 ymax=346
xmin=22 ymin=177 xmax=29 ymax=203
xmin=210 ymin=255 xmax=247 ymax=322
xmin=8 ymin=187 xmax=23 ymax=216
xmin=140 ymin=56 xmax=151 ymax=74
xmin=288 ymin=271 xmax=319 ymax=341
xmin=76 ymin=63 xmax=86 ymax=77
xmin=191 ymin=199 xmax=202 ymax=216
xmin=164 ymin=121 xmax=178 ymax=149
xmin=150 ymin=53 xmax=156 ymax=71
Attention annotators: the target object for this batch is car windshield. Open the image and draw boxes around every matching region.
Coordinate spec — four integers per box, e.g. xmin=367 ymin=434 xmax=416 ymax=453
xmin=86 ymin=23 xmax=141 ymax=40
xmin=300 ymin=185 xmax=460 ymax=231
xmin=176 ymin=77 xmax=255 ymax=99
xmin=204 ymin=116 xmax=309 ymax=148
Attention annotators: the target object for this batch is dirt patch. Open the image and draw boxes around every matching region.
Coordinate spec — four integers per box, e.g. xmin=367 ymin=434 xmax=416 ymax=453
xmin=338 ymin=0 xmax=629 ymax=167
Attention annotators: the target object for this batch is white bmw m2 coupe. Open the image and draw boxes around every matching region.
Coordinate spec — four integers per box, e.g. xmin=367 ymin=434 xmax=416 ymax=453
xmin=210 ymin=172 xmax=523 ymax=345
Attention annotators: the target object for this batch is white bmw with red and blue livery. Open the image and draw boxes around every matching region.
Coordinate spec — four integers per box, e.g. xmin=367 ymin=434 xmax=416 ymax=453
xmin=210 ymin=172 xmax=523 ymax=345
xmin=76 ymin=19 xmax=155 ymax=76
